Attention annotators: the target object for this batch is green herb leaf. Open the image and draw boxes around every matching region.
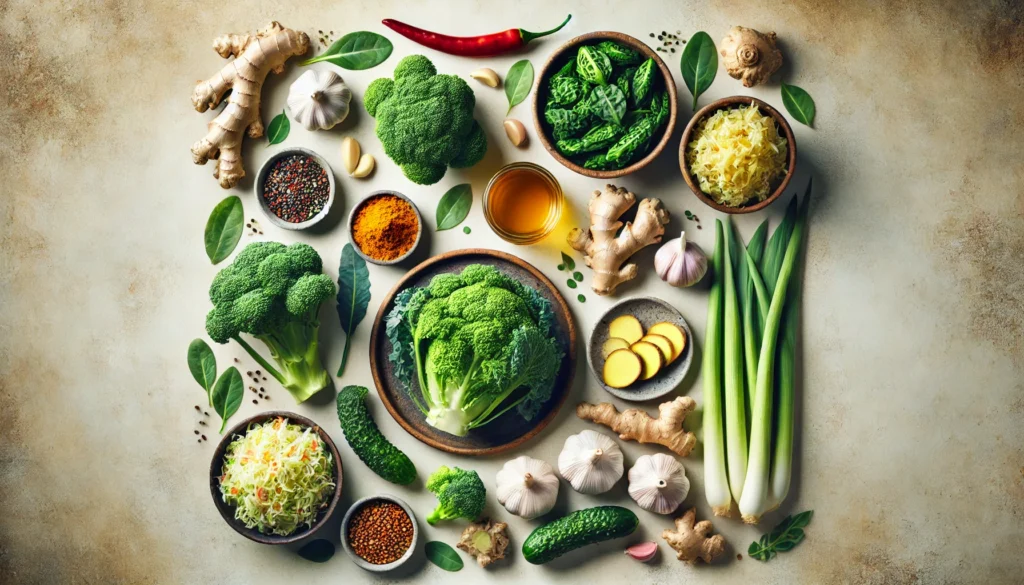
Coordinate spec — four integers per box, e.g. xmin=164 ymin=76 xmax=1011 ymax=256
xmin=573 ymin=271 xmax=583 ymax=282
xmin=680 ymin=31 xmax=717 ymax=111
xmin=566 ymin=279 xmax=577 ymax=289
xmin=211 ymin=367 xmax=244 ymax=433
xmin=436 ymin=184 xmax=473 ymax=231
xmin=748 ymin=510 xmax=813 ymax=561
xmin=587 ymin=84 xmax=628 ymax=125
xmin=781 ymin=83 xmax=816 ymax=127
xmin=577 ymin=45 xmax=613 ymax=85
xmin=463 ymin=226 xmax=471 ymax=234
xmin=204 ymin=196 xmax=244 ymax=264
xmin=425 ymin=541 xmax=463 ymax=572
xmin=560 ymin=252 xmax=576 ymax=271
xmin=297 ymin=539 xmax=335 ymax=563
xmin=187 ymin=338 xmax=217 ymax=405
xmin=267 ymin=111 xmax=290 ymax=145
xmin=557 ymin=264 xmax=565 ymax=271
xmin=577 ymin=294 xmax=586 ymax=303
xmin=300 ymin=31 xmax=393 ymax=69
xmin=336 ymin=243 xmax=371 ymax=377
xmin=505 ymin=59 xmax=534 ymax=114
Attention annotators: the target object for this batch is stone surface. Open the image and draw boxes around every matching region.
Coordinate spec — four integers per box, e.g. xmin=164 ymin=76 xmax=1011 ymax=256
xmin=1 ymin=1 xmax=1022 ymax=583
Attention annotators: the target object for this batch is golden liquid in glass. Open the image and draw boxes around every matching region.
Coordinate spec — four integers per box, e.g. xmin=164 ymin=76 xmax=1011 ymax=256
xmin=483 ymin=163 xmax=562 ymax=244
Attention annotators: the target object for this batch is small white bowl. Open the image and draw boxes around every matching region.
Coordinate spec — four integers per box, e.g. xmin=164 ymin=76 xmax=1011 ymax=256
xmin=340 ymin=494 xmax=418 ymax=572
xmin=254 ymin=147 xmax=336 ymax=230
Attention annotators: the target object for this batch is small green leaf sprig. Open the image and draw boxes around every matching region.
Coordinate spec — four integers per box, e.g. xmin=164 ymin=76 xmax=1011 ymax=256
xmin=748 ymin=510 xmax=813 ymax=561
xmin=556 ymin=252 xmax=586 ymax=303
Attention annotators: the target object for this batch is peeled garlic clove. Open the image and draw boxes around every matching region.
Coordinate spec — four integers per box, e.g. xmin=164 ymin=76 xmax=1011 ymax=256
xmin=470 ymin=68 xmax=500 ymax=87
xmin=627 ymin=453 xmax=690 ymax=515
xmin=341 ymin=137 xmax=361 ymax=175
xmin=654 ymin=231 xmax=708 ymax=287
xmin=558 ymin=430 xmax=624 ymax=494
xmin=625 ymin=541 xmax=659 ymax=562
xmin=503 ymin=119 xmax=528 ymax=147
xmin=351 ymin=153 xmax=375 ymax=178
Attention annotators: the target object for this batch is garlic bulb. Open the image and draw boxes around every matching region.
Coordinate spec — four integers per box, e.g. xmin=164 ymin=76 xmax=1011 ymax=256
xmin=286 ymin=70 xmax=352 ymax=131
xmin=558 ymin=430 xmax=623 ymax=494
xmin=654 ymin=231 xmax=708 ymax=287
xmin=627 ymin=453 xmax=690 ymax=514
xmin=495 ymin=456 xmax=559 ymax=519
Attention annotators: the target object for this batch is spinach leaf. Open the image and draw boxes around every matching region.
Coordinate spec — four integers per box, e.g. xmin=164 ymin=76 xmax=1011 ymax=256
xmin=597 ymin=40 xmax=642 ymax=66
xmin=435 ymin=183 xmax=473 ymax=231
xmin=266 ymin=111 xmax=289 ymax=145
xmin=632 ymin=58 xmax=657 ymax=105
xmin=576 ymin=46 xmax=612 ymax=85
xmin=505 ymin=60 xmax=534 ymax=114
xmin=748 ymin=510 xmax=814 ymax=561
xmin=586 ymin=85 xmax=627 ymax=125
xmin=336 ymin=243 xmax=370 ymax=377
xmin=781 ymin=83 xmax=816 ymax=127
xmin=680 ymin=31 xmax=718 ymax=111
xmin=560 ymin=252 xmax=576 ymax=271
xmin=548 ymin=76 xmax=586 ymax=108
xmin=187 ymin=338 xmax=217 ymax=405
xmin=545 ymin=108 xmax=588 ymax=141
xmin=425 ymin=541 xmax=463 ymax=572
xmin=211 ymin=367 xmax=243 ymax=433
xmin=204 ymin=195 xmax=244 ymax=264
xmin=297 ymin=539 xmax=335 ymax=563
xmin=300 ymin=31 xmax=393 ymax=69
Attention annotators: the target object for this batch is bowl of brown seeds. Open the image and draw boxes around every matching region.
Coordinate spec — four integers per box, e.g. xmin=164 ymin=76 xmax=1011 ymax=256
xmin=340 ymin=494 xmax=418 ymax=572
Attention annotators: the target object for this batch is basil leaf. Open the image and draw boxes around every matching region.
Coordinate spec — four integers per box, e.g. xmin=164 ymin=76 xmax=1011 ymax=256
xmin=297 ymin=539 xmax=335 ymax=563
xmin=748 ymin=509 xmax=814 ymax=562
xmin=267 ymin=111 xmax=289 ymax=145
xmin=781 ymin=83 xmax=816 ymax=127
xmin=211 ymin=367 xmax=244 ymax=433
xmin=573 ymin=271 xmax=583 ymax=282
xmin=336 ymin=243 xmax=371 ymax=377
xmin=680 ymin=31 xmax=717 ymax=111
xmin=435 ymin=184 xmax=472 ymax=231
xmin=204 ymin=196 xmax=244 ymax=265
xmin=586 ymin=84 xmax=627 ymax=125
xmin=187 ymin=338 xmax=217 ymax=405
xmin=425 ymin=541 xmax=463 ymax=572
xmin=560 ymin=252 xmax=575 ymax=271
xmin=505 ymin=60 xmax=534 ymax=114
xmin=300 ymin=31 xmax=393 ymax=70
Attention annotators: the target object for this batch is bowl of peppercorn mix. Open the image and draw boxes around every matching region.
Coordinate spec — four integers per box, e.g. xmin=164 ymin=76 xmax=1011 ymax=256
xmin=347 ymin=191 xmax=423 ymax=265
xmin=255 ymin=148 xmax=336 ymax=230
xmin=340 ymin=494 xmax=418 ymax=572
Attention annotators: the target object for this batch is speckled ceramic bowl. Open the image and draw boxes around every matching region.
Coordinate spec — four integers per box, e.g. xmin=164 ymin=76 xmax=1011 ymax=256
xmin=254 ymin=147 xmax=336 ymax=230
xmin=587 ymin=297 xmax=694 ymax=401
xmin=347 ymin=190 xmax=424 ymax=265
xmin=340 ymin=494 xmax=419 ymax=572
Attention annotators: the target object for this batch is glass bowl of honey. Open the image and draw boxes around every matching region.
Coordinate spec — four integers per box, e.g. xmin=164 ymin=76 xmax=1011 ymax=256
xmin=483 ymin=162 xmax=563 ymax=245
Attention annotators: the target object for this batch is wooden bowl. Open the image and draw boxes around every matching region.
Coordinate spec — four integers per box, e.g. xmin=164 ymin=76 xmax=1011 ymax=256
xmin=532 ymin=31 xmax=678 ymax=179
xmin=209 ymin=411 xmax=343 ymax=545
xmin=679 ymin=96 xmax=797 ymax=214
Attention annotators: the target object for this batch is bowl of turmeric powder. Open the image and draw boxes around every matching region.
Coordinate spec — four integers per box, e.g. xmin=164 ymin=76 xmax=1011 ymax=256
xmin=347 ymin=191 xmax=423 ymax=265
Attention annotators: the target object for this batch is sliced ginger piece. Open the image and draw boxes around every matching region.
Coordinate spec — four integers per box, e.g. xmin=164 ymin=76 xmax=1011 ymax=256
xmin=601 ymin=337 xmax=631 ymax=359
xmin=641 ymin=334 xmax=674 ymax=364
xmin=630 ymin=341 xmax=664 ymax=380
xmin=648 ymin=322 xmax=686 ymax=362
xmin=609 ymin=315 xmax=645 ymax=345
xmin=603 ymin=349 xmax=643 ymax=388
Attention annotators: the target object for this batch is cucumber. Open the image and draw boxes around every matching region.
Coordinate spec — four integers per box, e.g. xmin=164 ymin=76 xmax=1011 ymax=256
xmin=522 ymin=505 xmax=638 ymax=564
xmin=336 ymin=385 xmax=416 ymax=485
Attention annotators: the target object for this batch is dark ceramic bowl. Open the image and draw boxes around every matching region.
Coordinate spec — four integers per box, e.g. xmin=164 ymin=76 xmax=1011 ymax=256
xmin=209 ymin=411 xmax=343 ymax=545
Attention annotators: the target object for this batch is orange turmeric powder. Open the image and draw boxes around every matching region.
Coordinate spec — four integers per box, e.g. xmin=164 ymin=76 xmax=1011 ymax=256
xmin=351 ymin=194 xmax=419 ymax=261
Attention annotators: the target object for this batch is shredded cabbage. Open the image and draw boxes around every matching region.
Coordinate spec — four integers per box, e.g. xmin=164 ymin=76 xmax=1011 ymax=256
xmin=687 ymin=105 xmax=788 ymax=207
xmin=219 ymin=418 xmax=335 ymax=536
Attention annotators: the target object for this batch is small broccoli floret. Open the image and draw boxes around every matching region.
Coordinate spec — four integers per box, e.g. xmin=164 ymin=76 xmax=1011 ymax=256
xmin=363 ymin=77 xmax=394 ymax=118
xmin=400 ymin=162 xmax=447 ymax=186
xmin=393 ymin=54 xmax=436 ymax=82
xmin=426 ymin=466 xmax=486 ymax=524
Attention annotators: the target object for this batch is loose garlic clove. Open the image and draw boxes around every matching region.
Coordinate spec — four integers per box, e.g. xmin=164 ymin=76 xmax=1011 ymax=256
xmin=503 ymin=119 xmax=528 ymax=147
xmin=341 ymin=137 xmax=361 ymax=175
xmin=351 ymin=153 xmax=375 ymax=178
xmin=470 ymin=68 xmax=500 ymax=87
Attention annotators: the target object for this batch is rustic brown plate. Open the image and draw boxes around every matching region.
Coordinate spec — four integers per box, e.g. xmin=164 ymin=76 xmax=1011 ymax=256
xmin=209 ymin=411 xmax=343 ymax=545
xmin=533 ymin=31 xmax=679 ymax=179
xmin=369 ymin=249 xmax=577 ymax=455
xmin=679 ymin=96 xmax=797 ymax=214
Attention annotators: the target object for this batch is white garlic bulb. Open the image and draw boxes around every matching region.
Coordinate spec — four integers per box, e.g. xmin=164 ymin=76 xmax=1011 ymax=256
xmin=627 ymin=453 xmax=690 ymax=514
xmin=286 ymin=70 xmax=352 ymax=131
xmin=558 ymin=430 xmax=624 ymax=494
xmin=495 ymin=456 xmax=559 ymax=519
xmin=654 ymin=231 xmax=708 ymax=288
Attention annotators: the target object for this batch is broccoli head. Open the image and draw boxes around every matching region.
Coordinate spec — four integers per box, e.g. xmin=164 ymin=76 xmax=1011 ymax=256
xmin=365 ymin=55 xmax=487 ymax=185
xmin=205 ymin=242 xmax=335 ymax=403
xmin=426 ymin=466 xmax=486 ymax=524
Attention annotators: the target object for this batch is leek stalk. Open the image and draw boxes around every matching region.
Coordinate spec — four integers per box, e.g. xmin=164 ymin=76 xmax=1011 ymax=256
xmin=722 ymin=220 xmax=748 ymax=503
xmin=702 ymin=221 xmax=732 ymax=516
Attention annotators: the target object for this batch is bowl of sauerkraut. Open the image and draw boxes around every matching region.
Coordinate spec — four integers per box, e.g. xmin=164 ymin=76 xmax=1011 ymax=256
xmin=210 ymin=412 xmax=342 ymax=544
xmin=680 ymin=96 xmax=796 ymax=213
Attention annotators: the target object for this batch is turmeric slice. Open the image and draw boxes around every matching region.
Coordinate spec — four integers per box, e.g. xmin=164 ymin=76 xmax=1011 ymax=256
xmin=602 ymin=349 xmax=643 ymax=388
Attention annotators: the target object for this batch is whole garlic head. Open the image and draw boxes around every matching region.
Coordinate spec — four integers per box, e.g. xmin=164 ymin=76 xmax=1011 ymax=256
xmin=627 ymin=453 xmax=690 ymax=514
xmin=558 ymin=430 xmax=623 ymax=494
xmin=654 ymin=231 xmax=708 ymax=287
xmin=286 ymin=70 xmax=352 ymax=131
xmin=495 ymin=456 xmax=559 ymax=519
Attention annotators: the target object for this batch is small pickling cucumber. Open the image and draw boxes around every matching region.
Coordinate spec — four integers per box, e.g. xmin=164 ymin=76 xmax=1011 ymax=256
xmin=336 ymin=385 xmax=416 ymax=485
xmin=522 ymin=505 xmax=639 ymax=564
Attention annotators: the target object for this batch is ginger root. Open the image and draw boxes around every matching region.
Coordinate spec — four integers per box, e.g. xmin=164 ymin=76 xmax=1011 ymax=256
xmin=576 ymin=397 xmax=696 ymax=456
xmin=457 ymin=519 xmax=509 ymax=568
xmin=662 ymin=507 xmax=726 ymax=564
xmin=567 ymin=184 xmax=669 ymax=295
xmin=191 ymin=22 xmax=309 ymax=188
xmin=719 ymin=26 xmax=783 ymax=88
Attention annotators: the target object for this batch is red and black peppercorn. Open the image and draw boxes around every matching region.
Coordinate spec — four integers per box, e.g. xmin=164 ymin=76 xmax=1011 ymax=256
xmin=261 ymin=154 xmax=330 ymax=224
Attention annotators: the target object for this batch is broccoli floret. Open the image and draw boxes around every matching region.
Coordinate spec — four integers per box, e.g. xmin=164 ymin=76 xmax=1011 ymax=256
xmin=204 ymin=242 xmax=335 ymax=403
xmin=426 ymin=466 xmax=486 ymax=524
xmin=366 ymin=55 xmax=487 ymax=185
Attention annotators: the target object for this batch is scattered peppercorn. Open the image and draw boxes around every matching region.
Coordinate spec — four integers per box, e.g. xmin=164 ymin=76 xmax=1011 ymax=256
xmin=199 ymin=420 xmax=207 ymax=426
xmin=346 ymin=500 xmax=414 ymax=565
xmin=201 ymin=435 xmax=208 ymax=441
xmin=194 ymin=405 xmax=201 ymax=411
xmin=194 ymin=430 xmax=200 ymax=435
xmin=252 ymin=399 xmax=258 ymax=405
xmin=261 ymin=155 xmax=330 ymax=224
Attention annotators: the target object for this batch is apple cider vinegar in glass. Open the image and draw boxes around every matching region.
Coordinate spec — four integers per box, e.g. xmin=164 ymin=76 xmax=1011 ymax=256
xmin=483 ymin=162 xmax=563 ymax=244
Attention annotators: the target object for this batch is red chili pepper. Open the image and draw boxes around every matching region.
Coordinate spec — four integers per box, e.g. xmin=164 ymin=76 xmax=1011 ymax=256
xmin=382 ymin=15 xmax=571 ymax=57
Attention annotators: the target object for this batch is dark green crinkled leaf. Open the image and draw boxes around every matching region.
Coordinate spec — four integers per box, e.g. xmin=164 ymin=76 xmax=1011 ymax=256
xmin=587 ymin=84 xmax=627 ymax=125
xmin=576 ymin=45 xmax=613 ymax=85
xmin=297 ymin=539 xmax=335 ymax=563
xmin=300 ymin=31 xmax=393 ymax=69
xmin=211 ymin=367 xmax=243 ymax=433
xmin=505 ymin=60 xmax=534 ymax=114
xmin=781 ymin=82 xmax=816 ymax=127
xmin=204 ymin=196 xmax=244 ymax=265
xmin=749 ymin=510 xmax=814 ymax=562
xmin=680 ymin=31 xmax=717 ymax=110
xmin=425 ymin=541 xmax=463 ymax=572
xmin=436 ymin=184 xmax=473 ymax=231
xmin=187 ymin=338 xmax=217 ymax=405
xmin=266 ymin=111 xmax=290 ymax=145
xmin=336 ymin=243 xmax=371 ymax=377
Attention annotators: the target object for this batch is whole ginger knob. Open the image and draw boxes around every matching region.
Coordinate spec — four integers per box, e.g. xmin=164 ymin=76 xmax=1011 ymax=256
xmin=719 ymin=26 xmax=783 ymax=88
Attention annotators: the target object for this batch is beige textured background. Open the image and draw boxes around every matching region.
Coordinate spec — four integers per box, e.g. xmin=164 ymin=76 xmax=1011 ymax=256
xmin=2 ymin=1 xmax=1022 ymax=583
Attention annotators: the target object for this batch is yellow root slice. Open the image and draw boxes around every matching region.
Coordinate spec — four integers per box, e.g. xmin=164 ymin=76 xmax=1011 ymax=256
xmin=609 ymin=315 xmax=644 ymax=344
xmin=630 ymin=341 xmax=664 ymax=380
xmin=641 ymin=334 xmax=674 ymax=364
xmin=601 ymin=337 xmax=631 ymax=359
xmin=602 ymin=349 xmax=642 ymax=388
xmin=648 ymin=322 xmax=686 ymax=362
